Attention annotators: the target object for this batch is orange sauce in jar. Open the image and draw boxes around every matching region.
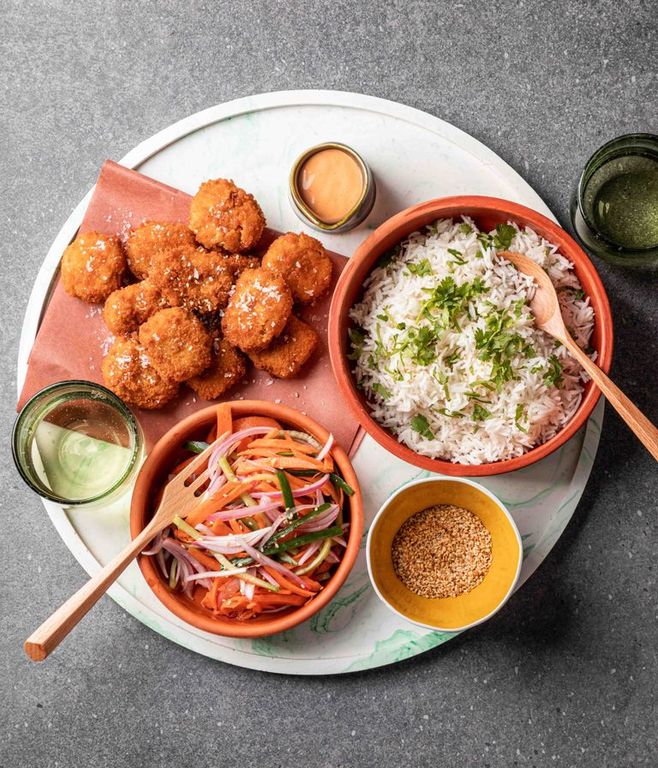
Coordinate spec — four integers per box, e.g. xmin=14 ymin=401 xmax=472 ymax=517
xmin=298 ymin=148 xmax=364 ymax=224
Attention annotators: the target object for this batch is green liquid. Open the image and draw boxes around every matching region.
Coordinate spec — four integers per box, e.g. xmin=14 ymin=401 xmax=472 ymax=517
xmin=32 ymin=422 xmax=133 ymax=500
xmin=585 ymin=155 xmax=658 ymax=250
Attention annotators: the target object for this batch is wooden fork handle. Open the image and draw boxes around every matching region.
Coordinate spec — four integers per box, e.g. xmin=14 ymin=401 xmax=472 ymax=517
xmin=565 ymin=339 xmax=658 ymax=462
xmin=24 ymin=521 xmax=160 ymax=662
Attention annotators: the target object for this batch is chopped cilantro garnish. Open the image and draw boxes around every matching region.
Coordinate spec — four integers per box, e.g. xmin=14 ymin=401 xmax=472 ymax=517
xmin=474 ymin=309 xmax=526 ymax=388
xmin=349 ymin=327 xmax=365 ymax=346
xmin=405 ymin=325 xmax=439 ymax=366
xmin=492 ymin=223 xmax=517 ymax=250
xmin=514 ymin=404 xmax=529 ymax=433
xmin=372 ymin=383 xmax=391 ymax=400
xmin=377 ymin=245 xmax=400 ymax=269
xmin=419 ymin=276 xmax=487 ymax=329
xmin=376 ymin=311 xmax=389 ymax=322
xmin=544 ymin=355 xmax=563 ymax=387
xmin=477 ymin=232 xmax=493 ymax=248
xmin=472 ymin=403 xmax=492 ymax=421
xmin=406 ymin=259 xmax=433 ymax=276
xmin=437 ymin=408 xmax=465 ymax=418
xmin=573 ymin=288 xmax=586 ymax=301
xmin=397 ymin=322 xmax=406 ymax=330
xmin=411 ymin=414 xmax=435 ymax=439
xmin=447 ymin=248 xmax=467 ymax=265
xmin=348 ymin=327 xmax=366 ymax=360
xmin=459 ymin=222 xmax=473 ymax=234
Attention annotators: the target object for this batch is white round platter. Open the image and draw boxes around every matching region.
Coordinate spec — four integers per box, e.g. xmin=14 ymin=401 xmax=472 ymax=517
xmin=17 ymin=90 xmax=604 ymax=674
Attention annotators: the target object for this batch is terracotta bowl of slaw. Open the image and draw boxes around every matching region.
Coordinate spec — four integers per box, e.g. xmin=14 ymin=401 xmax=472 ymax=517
xmin=328 ymin=196 xmax=614 ymax=476
xmin=130 ymin=400 xmax=363 ymax=638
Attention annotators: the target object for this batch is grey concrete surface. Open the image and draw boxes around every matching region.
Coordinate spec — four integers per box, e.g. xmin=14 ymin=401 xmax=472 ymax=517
xmin=1 ymin=1 xmax=657 ymax=766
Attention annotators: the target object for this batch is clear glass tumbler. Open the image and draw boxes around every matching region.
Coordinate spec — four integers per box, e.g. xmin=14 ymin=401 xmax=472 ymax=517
xmin=13 ymin=380 xmax=144 ymax=508
xmin=570 ymin=133 xmax=658 ymax=269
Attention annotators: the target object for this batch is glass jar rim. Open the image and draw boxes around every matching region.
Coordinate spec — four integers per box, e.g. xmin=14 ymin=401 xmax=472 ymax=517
xmin=576 ymin=132 xmax=658 ymax=253
xmin=12 ymin=380 xmax=143 ymax=505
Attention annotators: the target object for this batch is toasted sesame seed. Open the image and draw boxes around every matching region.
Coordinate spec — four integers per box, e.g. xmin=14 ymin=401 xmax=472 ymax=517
xmin=391 ymin=504 xmax=492 ymax=599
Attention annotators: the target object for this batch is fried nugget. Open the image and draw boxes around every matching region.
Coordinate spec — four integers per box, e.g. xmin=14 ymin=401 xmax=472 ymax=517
xmin=262 ymin=232 xmax=333 ymax=305
xmin=224 ymin=253 xmax=261 ymax=279
xmin=187 ymin=337 xmax=247 ymax=400
xmin=138 ymin=307 xmax=212 ymax=382
xmin=221 ymin=267 xmax=293 ymax=353
xmin=61 ymin=231 xmax=126 ymax=303
xmin=125 ymin=221 xmax=195 ymax=280
xmin=101 ymin=335 xmax=178 ymax=410
xmin=149 ymin=242 xmax=234 ymax=314
xmin=103 ymin=280 xmax=168 ymax=335
xmin=189 ymin=179 xmax=265 ymax=252
xmin=248 ymin=315 xmax=319 ymax=378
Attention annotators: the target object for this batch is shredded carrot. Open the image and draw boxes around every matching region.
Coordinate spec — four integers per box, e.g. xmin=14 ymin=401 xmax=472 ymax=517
xmin=216 ymin=403 xmax=233 ymax=443
xmin=185 ymin=481 xmax=254 ymax=527
xmin=153 ymin=404 xmax=352 ymax=622
xmin=187 ymin=548 xmax=220 ymax=571
xmin=263 ymin=566 xmax=316 ymax=597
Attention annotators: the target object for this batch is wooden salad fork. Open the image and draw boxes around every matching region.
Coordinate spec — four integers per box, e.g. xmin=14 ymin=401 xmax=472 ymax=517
xmin=500 ymin=251 xmax=658 ymax=462
xmin=24 ymin=438 xmax=221 ymax=662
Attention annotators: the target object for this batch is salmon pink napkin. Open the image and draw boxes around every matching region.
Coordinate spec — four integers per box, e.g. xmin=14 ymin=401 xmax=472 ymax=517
xmin=17 ymin=160 xmax=359 ymax=453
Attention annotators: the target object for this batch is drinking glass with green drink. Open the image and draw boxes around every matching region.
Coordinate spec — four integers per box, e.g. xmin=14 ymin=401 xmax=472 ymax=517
xmin=571 ymin=133 xmax=658 ymax=269
xmin=13 ymin=381 xmax=144 ymax=508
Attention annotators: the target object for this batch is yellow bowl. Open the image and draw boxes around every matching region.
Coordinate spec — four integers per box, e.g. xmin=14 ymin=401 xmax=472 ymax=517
xmin=366 ymin=478 xmax=522 ymax=632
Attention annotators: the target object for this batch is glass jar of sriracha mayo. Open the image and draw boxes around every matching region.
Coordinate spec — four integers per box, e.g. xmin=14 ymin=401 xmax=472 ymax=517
xmin=289 ymin=142 xmax=376 ymax=233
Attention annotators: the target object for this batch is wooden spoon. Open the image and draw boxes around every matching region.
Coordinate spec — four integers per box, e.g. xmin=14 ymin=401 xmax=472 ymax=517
xmin=24 ymin=437 xmax=222 ymax=661
xmin=499 ymin=251 xmax=658 ymax=462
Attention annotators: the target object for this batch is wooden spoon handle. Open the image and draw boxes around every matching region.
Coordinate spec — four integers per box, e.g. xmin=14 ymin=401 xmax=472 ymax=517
xmin=565 ymin=340 xmax=658 ymax=462
xmin=24 ymin=522 xmax=159 ymax=662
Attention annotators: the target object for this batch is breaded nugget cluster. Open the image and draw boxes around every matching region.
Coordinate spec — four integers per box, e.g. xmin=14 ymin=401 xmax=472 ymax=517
xmin=62 ymin=179 xmax=333 ymax=408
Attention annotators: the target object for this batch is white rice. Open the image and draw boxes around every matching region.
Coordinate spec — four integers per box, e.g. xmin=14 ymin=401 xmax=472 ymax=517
xmin=349 ymin=218 xmax=595 ymax=464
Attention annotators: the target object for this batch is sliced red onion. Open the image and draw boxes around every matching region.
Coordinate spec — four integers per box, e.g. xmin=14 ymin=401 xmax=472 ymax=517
xmin=325 ymin=551 xmax=340 ymax=564
xmin=297 ymin=505 xmax=340 ymax=533
xmin=296 ymin=541 xmax=321 ymax=566
xmin=333 ymin=536 xmax=347 ymax=548
xmin=155 ymin=549 xmax=168 ymax=578
xmin=244 ymin=575 xmax=256 ymax=601
xmin=195 ymin=523 xmax=212 ymax=535
xmin=185 ymin=568 xmax=246 ymax=583
xmin=316 ymin=433 xmax=334 ymax=461
xmin=204 ymin=473 xmax=227 ymax=499
xmin=241 ymin=542 xmax=307 ymax=587
xmin=206 ymin=499 xmax=282 ymax=522
xmin=141 ymin=533 xmax=163 ymax=556
xmin=260 ymin=513 xmax=287 ymax=546
xmin=259 ymin=567 xmax=279 ymax=587
xmin=252 ymin=474 xmax=329 ymax=501
xmin=162 ymin=539 xmax=212 ymax=590
xmin=191 ymin=526 xmax=272 ymax=555
xmin=208 ymin=427 xmax=273 ymax=481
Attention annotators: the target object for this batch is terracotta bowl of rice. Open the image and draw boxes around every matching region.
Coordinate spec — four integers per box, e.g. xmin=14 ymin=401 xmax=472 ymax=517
xmin=328 ymin=196 xmax=613 ymax=476
xmin=130 ymin=400 xmax=363 ymax=638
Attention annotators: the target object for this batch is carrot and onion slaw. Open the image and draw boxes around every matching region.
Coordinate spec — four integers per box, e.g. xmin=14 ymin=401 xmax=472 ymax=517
xmin=142 ymin=405 xmax=354 ymax=621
